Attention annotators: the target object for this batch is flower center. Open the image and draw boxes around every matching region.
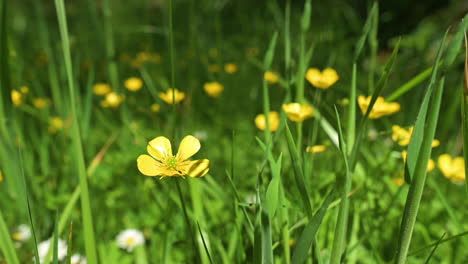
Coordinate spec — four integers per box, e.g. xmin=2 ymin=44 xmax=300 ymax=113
xmin=126 ymin=237 xmax=135 ymax=245
xmin=166 ymin=157 xmax=178 ymax=169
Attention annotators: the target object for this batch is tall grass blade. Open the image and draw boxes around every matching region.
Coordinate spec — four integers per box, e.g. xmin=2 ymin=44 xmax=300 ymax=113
xmin=54 ymin=1 xmax=98 ymax=263
xmin=463 ymin=32 xmax=468 ymax=196
xmin=353 ymin=3 xmax=377 ymax=62
xmin=284 ymin=119 xmax=313 ymax=218
xmin=197 ymin=222 xmax=214 ymax=264
xmin=0 ymin=211 xmax=20 ymax=264
xmin=291 ymin=189 xmax=336 ymax=264
xmin=404 ymin=31 xmax=447 ymax=183
xmin=423 ymin=233 xmax=445 ymax=264
xmin=395 ymin=76 xmax=445 ymax=264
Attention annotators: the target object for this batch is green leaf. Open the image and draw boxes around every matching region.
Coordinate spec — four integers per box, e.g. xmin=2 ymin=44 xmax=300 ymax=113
xmin=353 ymin=3 xmax=377 ymax=62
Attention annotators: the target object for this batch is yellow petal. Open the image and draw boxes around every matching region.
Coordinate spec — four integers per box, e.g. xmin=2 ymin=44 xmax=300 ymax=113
xmin=137 ymin=155 xmax=166 ymax=176
xmin=176 ymin=135 xmax=201 ymax=161
xmin=185 ymin=159 xmax=210 ymax=178
xmin=147 ymin=136 xmax=172 ymax=161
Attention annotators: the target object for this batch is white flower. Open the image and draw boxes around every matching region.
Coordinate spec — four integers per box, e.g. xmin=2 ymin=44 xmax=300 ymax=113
xmin=37 ymin=238 xmax=68 ymax=263
xmin=12 ymin=224 xmax=31 ymax=242
xmin=116 ymin=229 xmax=145 ymax=252
xmin=71 ymin=254 xmax=87 ymax=264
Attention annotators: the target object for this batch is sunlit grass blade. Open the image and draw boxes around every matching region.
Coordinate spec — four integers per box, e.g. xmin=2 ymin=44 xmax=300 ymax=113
xmin=54 ymin=1 xmax=98 ymax=263
xmin=394 ymin=75 xmax=445 ymax=264
xmin=346 ymin=63 xmax=357 ymax=154
xmin=443 ymin=14 xmax=468 ymax=69
xmin=386 ymin=66 xmax=432 ymax=102
xmin=291 ymin=189 xmax=336 ymax=264
xmin=284 ymin=119 xmax=313 ymax=218
xmin=0 ymin=211 xmax=20 ymax=264
xmin=404 ymin=31 xmax=447 ymax=183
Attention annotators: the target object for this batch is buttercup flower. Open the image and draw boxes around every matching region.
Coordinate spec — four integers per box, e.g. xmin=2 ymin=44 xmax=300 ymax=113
xmin=264 ymin=71 xmax=279 ymax=84
xmin=71 ymin=254 xmax=87 ymax=264
xmin=151 ymin=103 xmax=161 ymax=113
xmin=101 ymin=92 xmax=125 ymax=108
xmin=306 ymin=145 xmax=327 ymax=154
xmin=392 ymin=125 xmax=440 ymax=147
xmin=12 ymin=224 xmax=31 ymax=242
xmin=159 ymin=88 xmax=185 ymax=104
xmin=116 ymin=229 xmax=145 ymax=252
xmin=401 ymin=150 xmax=435 ymax=172
xmin=358 ymin=96 xmax=400 ymax=119
xmin=20 ymin=86 xmax=29 ymax=94
xmin=254 ymin=111 xmax=280 ymax=132
xmin=224 ymin=63 xmax=238 ymax=74
xmin=33 ymin=98 xmax=51 ymax=109
xmin=11 ymin=90 xmax=23 ymax=106
xmin=125 ymin=77 xmax=143 ymax=92
xmin=0 ymin=170 xmax=3 ymax=182
xmin=305 ymin=68 xmax=339 ymax=89
xmin=393 ymin=177 xmax=405 ymax=187
xmin=48 ymin=117 xmax=64 ymax=134
xmin=204 ymin=82 xmax=224 ymax=98
xmin=137 ymin=135 xmax=210 ymax=178
xmin=438 ymin=154 xmax=465 ymax=183
xmin=37 ymin=238 xmax=68 ymax=263
xmin=282 ymin=103 xmax=314 ymax=122
xmin=93 ymin=83 xmax=112 ymax=96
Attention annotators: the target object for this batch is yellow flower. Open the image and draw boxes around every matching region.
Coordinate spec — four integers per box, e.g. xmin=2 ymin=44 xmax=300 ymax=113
xmin=208 ymin=64 xmax=220 ymax=73
xmin=305 ymin=68 xmax=339 ymax=89
xmin=20 ymin=86 xmax=29 ymax=94
xmin=101 ymin=92 xmax=125 ymax=108
xmin=203 ymin=82 xmax=224 ymax=98
xmin=282 ymin=103 xmax=314 ymax=122
xmin=11 ymin=90 xmax=23 ymax=106
xmin=48 ymin=117 xmax=64 ymax=134
xmin=438 ymin=154 xmax=465 ymax=183
xmin=137 ymin=135 xmax=210 ymax=178
xmin=93 ymin=83 xmax=112 ymax=96
xmin=224 ymin=63 xmax=238 ymax=74
xmin=392 ymin=125 xmax=440 ymax=147
xmin=393 ymin=177 xmax=405 ymax=187
xmin=151 ymin=104 xmax=161 ymax=113
xmin=125 ymin=77 xmax=143 ymax=92
xmin=401 ymin=150 xmax=435 ymax=172
xmin=0 ymin=170 xmax=3 ymax=182
xmin=255 ymin=111 xmax=280 ymax=132
xmin=358 ymin=96 xmax=400 ymax=119
xmin=264 ymin=71 xmax=279 ymax=84
xmin=306 ymin=145 xmax=327 ymax=154
xmin=159 ymin=89 xmax=185 ymax=104
xmin=33 ymin=98 xmax=51 ymax=109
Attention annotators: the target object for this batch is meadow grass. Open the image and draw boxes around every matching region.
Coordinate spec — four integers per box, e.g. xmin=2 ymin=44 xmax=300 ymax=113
xmin=1 ymin=1 xmax=467 ymax=264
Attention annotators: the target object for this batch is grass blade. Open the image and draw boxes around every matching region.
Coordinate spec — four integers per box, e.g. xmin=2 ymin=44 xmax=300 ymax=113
xmin=423 ymin=233 xmax=445 ymax=264
xmin=284 ymin=119 xmax=313 ymax=218
xmin=394 ymin=75 xmax=446 ymax=264
xmin=291 ymin=189 xmax=336 ymax=264
xmin=54 ymin=1 xmax=98 ymax=263
xmin=463 ymin=32 xmax=468 ymax=196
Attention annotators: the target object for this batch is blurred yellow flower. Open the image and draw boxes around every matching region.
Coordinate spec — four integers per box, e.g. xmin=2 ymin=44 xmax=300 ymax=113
xmin=151 ymin=103 xmax=161 ymax=113
xmin=33 ymin=98 xmax=51 ymax=109
xmin=393 ymin=177 xmax=405 ymax=187
xmin=159 ymin=89 xmax=185 ymax=104
xmin=11 ymin=90 xmax=23 ymax=106
xmin=358 ymin=96 xmax=400 ymax=119
xmin=48 ymin=117 xmax=64 ymax=134
xmin=101 ymin=92 xmax=125 ymax=108
xmin=438 ymin=154 xmax=465 ymax=183
xmin=0 ymin=170 xmax=3 ymax=182
xmin=20 ymin=86 xmax=29 ymax=94
xmin=208 ymin=64 xmax=220 ymax=73
xmin=282 ymin=103 xmax=314 ymax=122
xmin=264 ymin=71 xmax=279 ymax=84
xmin=125 ymin=77 xmax=143 ymax=92
xmin=204 ymin=82 xmax=224 ymax=98
xmin=93 ymin=83 xmax=112 ymax=96
xmin=224 ymin=63 xmax=238 ymax=74
xmin=401 ymin=150 xmax=435 ymax=172
xmin=305 ymin=68 xmax=339 ymax=89
xmin=306 ymin=145 xmax=327 ymax=153
xmin=137 ymin=135 xmax=210 ymax=178
xmin=392 ymin=125 xmax=440 ymax=147
xmin=255 ymin=111 xmax=280 ymax=132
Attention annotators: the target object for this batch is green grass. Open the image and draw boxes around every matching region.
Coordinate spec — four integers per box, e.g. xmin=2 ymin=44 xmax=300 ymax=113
xmin=1 ymin=1 xmax=467 ymax=263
